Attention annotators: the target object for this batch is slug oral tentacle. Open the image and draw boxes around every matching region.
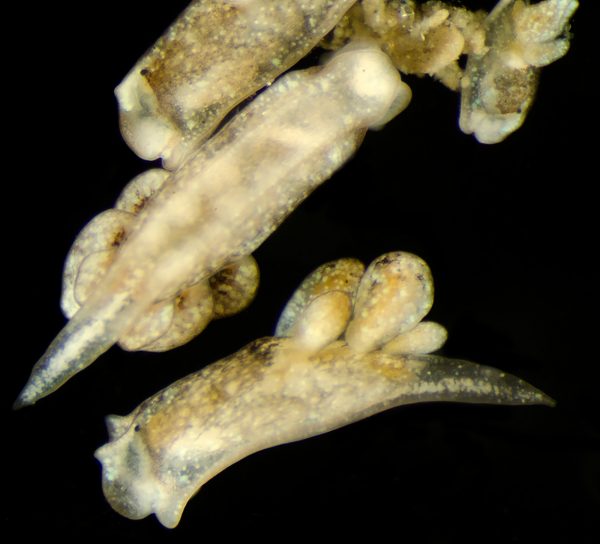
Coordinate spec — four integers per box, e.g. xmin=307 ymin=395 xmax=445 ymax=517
xmin=95 ymin=252 xmax=553 ymax=528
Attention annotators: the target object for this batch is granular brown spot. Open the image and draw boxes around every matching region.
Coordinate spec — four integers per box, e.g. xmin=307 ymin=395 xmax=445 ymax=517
xmin=111 ymin=228 xmax=127 ymax=247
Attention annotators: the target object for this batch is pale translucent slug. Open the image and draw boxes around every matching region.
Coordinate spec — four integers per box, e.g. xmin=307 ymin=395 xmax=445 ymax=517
xmin=14 ymin=42 xmax=411 ymax=409
xmin=95 ymin=252 xmax=553 ymax=528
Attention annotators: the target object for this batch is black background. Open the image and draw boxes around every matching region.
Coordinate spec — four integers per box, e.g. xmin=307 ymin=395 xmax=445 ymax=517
xmin=5 ymin=1 xmax=597 ymax=541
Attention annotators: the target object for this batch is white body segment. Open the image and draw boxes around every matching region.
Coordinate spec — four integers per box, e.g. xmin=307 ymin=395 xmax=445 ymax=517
xmin=15 ymin=43 xmax=410 ymax=408
xmin=95 ymin=252 xmax=553 ymax=528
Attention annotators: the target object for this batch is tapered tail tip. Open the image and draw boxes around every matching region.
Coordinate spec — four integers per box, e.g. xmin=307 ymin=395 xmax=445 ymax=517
xmin=13 ymin=379 xmax=42 ymax=410
xmin=532 ymin=390 xmax=556 ymax=408
xmin=12 ymin=396 xmax=27 ymax=411
xmin=13 ymin=313 xmax=118 ymax=409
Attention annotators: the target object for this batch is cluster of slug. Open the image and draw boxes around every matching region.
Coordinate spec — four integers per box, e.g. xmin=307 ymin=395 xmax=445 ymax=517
xmin=15 ymin=0 xmax=577 ymax=409
xmin=16 ymin=0 xmax=577 ymax=529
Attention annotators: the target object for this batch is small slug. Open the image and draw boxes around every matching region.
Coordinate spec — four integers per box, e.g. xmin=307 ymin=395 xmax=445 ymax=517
xmin=95 ymin=252 xmax=553 ymax=528
xmin=459 ymin=0 xmax=578 ymax=143
xmin=15 ymin=41 xmax=411 ymax=409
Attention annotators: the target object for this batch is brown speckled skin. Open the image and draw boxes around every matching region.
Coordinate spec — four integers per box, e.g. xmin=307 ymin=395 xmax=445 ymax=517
xmin=345 ymin=251 xmax=434 ymax=352
xmin=96 ymin=335 xmax=552 ymax=528
xmin=275 ymin=258 xmax=365 ymax=337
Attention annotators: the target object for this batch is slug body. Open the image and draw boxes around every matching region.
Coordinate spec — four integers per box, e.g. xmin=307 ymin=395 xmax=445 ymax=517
xmin=95 ymin=253 xmax=553 ymax=528
xmin=15 ymin=43 xmax=410 ymax=408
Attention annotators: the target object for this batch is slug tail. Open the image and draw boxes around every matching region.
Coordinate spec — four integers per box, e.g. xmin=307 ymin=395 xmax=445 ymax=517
xmin=405 ymin=354 xmax=555 ymax=408
xmin=14 ymin=313 xmax=117 ymax=409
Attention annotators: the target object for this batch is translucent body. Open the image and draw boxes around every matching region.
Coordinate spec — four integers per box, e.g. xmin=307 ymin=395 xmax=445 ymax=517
xmin=95 ymin=252 xmax=553 ymax=528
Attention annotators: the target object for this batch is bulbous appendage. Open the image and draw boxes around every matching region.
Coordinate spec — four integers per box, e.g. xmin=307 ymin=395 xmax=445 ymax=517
xmin=209 ymin=256 xmax=260 ymax=319
xmin=96 ymin=251 xmax=552 ymax=527
xmin=345 ymin=252 xmax=435 ymax=353
xmin=61 ymin=169 xmax=261 ymax=354
xmin=117 ymin=281 xmax=214 ymax=352
xmin=321 ymin=0 xmax=577 ymax=142
xmin=61 ymin=169 xmax=169 ymax=320
xmin=382 ymin=321 xmax=448 ymax=355
xmin=275 ymin=258 xmax=364 ymax=351
xmin=119 ymin=256 xmax=259 ymax=352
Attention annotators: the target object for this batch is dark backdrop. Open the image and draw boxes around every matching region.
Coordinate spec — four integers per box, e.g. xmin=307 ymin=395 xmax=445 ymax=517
xmin=5 ymin=1 xmax=597 ymax=541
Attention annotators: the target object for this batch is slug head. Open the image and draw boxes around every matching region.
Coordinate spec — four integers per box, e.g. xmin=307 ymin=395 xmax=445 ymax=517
xmin=95 ymin=416 xmax=190 ymax=528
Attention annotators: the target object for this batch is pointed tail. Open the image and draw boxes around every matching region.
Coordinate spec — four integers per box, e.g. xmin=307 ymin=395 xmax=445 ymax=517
xmin=14 ymin=311 xmax=118 ymax=409
xmin=401 ymin=354 xmax=555 ymax=407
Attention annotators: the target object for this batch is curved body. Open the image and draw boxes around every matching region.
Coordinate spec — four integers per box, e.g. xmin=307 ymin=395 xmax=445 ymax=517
xmin=96 ymin=337 xmax=552 ymax=528
xmin=95 ymin=252 xmax=553 ymax=528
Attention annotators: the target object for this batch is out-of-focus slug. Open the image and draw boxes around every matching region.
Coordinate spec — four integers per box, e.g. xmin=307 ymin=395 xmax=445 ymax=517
xmin=95 ymin=252 xmax=553 ymax=528
xmin=14 ymin=41 xmax=410 ymax=409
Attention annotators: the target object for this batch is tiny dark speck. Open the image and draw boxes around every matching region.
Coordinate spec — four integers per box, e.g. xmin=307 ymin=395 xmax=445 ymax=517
xmin=134 ymin=424 xmax=141 ymax=432
xmin=140 ymin=68 xmax=150 ymax=77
